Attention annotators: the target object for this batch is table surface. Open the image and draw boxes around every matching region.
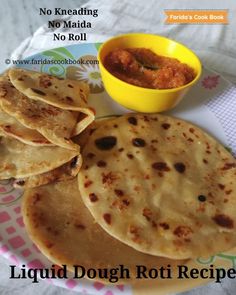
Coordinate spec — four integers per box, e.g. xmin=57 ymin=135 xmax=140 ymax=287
xmin=0 ymin=0 xmax=236 ymax=294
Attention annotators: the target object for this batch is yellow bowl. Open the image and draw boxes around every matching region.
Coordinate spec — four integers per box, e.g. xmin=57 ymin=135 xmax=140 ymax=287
xmin=98 ymin=33 xmax=202 ymax=113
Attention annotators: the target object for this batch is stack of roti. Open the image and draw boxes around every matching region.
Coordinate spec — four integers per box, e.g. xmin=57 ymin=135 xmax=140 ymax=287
xmin=0 ymin=68 xmax=94 ymax=187
xmin=22 ymin=113 xmax=236 ymax=283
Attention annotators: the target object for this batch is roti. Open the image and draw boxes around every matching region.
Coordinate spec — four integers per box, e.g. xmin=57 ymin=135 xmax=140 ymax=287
xmin=22 ymin=179 xmax=184 ymax=281
xmin=9 ymin=68 xmax=91 ymax=112
xmin=0 ymin=71 xmax=95 ymax=150
xmin=8 ymin=68 xmax=95 ymax=136
xmin=13 ymin=155 xmax=82 ymax=189
xmin=0 ymin=136 xmax=79 ymax=179
xmin=0 ymin=76 xmax=81 ymax=150
xmin=78 ymin=113 xmax=236 ymax=259
xmin=0 ymin=107 xmax=52 ymax=146
xmin=9 ymin=68 xmax=95 ymax=136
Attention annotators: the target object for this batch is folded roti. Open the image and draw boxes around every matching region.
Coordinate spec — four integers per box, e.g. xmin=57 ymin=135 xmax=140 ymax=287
xmin=9 ymin=68 xmax=91 ymax=112
xmin=0 ymin=136 xmax=79 ymax=179
xmin=0 ymin=76 xmax=82 ymax=150
xmin=22 ymin=179 xmax=184 ymax=281
xmin=13 ymin=155 xmax=82 ymax=189
xmin=0 ymin=107 xmax=52 ymax=146
xmin=78 ymin=113 xmax=236 ymax=259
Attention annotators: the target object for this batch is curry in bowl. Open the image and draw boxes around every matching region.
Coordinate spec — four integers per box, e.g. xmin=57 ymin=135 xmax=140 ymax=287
xmin=104 ymin=48 xmax=196 ymax=90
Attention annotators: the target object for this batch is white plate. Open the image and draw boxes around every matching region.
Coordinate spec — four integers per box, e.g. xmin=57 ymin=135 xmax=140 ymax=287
xmin=0 ymin=43 xmax=236 ymax=294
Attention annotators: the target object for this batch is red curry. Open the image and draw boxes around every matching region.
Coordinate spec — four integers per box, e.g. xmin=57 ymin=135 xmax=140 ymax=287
xmin=104 ymin=48 xmax=196 ymax=89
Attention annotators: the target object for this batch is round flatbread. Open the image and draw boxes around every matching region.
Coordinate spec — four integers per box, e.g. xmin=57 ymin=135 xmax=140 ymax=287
xmin=22 ymin=179 xmax=184 ymax=281
xmin=0 ymin=136 xmax=79 ymax=179
xmin=78 ymin=113 xmax=236 ymax=259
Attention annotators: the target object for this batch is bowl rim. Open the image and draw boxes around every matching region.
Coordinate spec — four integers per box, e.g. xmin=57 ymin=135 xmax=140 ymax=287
xmin=97 ymin=33 xmax=202 ymax=93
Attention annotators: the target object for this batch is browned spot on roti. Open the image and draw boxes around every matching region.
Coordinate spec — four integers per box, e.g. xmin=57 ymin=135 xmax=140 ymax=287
xmin=103 ymin=213 xmax=111 ymax=225
xmin=151 ymin=139 xmax=158 ymax=143
xmin=128 ymin=116 xmax=137 ymax=125
xmin=203 ymin=159 xmax=208 ymax=164
xmin=184 ymin=238 xmax=191 ymax=243
xmin=198 ymin=195 xmax=207 ymax=202
xmin=32 ymin=193 xmax=42 ymax=205
xmin=221 ymin=163 xmax=236 ymax=170
xmin=46 ymin=227 xmax=59 ymax=236
xmin=173 ymin=226 xmax=193 ymax=238
xmin=174 ymin=162 xmax=186 ymax=173
xmin=112 ymin=197 xmax=130 ymax=210
xmin=212 ymin=214 xmax=234 ymax=229
xmin=66 ymin=96 xmax=73 ymax=102
xmin=218 ymin=184 xmax=225 ymax=190
xmin=87 ymin=152 xmax=95 ymax=159
xmin=67 ymin=84 xmax=74 ymax=88
xmin=127 ymin=153 xmax=134 ymax=159
xmin=159 ymin=222 xmax=170 ymax=230
xmin=0 ymin=86 xmax=8 ymax=97
xmin=31 ymin=88 xmax=46 ymax=96
xmin=129 ymin=225 xmax=139 ymax=234
xmin=45 ymin=242 xmax=54 ymax=248
xmin=74 ymin=223 xmax=86 ymax=229
xmin=134 ymin=185 xmax=141 ymax=192
xmin=189 ymin=128 xmax=195 ymax=133
xmin=114 ymin=189 xmax=124 ymax=197
xmin=152 ymin=117 xmax=158 ymax=121
xmin=129 ymin=225 xmax=142 ymax=243
xmin=132 ymin=138 xmax=146 ymax=147
xmin=102 ymin=172 xmax=118 ymax=185
xmin=3 ymin=125 xmax=11 ymax=130
xmin=152 ymin=162 xmax=170 ymax=172
xmin=97 ymin=160 xmax=107 ymax=167
xmin=89 ymin=193 xmax=98 ymax=202
xmin=152 ymin=221 xmax=157 ymax=228
xmin=162 ymin=123 xmax=170 ymax=129
xmin=122 ymin=199 xmax=130 ymax=206
xmin=143 ymin=115 xmax=150 ymax=122
xmin=15 ymin=180 xmax=25 ymax=186
xmin=84 ymin=180 xmax=93 ymax=188
xmin=39 ymin=76 xmax=52 ymax=88
xmin=41 ymin=107 xmax=60 ymax=116
xmin=95 ymin=136 xmax=117 ymax=150
xmin=142 ymin=208 xmax=153 ymax=222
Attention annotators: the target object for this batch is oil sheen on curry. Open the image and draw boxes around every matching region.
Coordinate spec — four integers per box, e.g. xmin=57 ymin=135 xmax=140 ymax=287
xmin=104 ymin=48 xmax=196 ymax=89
